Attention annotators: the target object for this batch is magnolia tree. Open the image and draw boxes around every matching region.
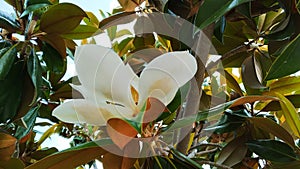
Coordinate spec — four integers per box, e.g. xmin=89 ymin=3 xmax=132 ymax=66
xmin=0 ymin=0 xmax=300 ymax=168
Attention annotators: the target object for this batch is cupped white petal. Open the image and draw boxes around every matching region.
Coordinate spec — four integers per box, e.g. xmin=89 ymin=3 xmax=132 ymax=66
xmin=74 ymin=44 xmax=137 ymax=110
xmin=138 ymin=51 xmax=197 ymax=107
xmin=52 ymin=99 xmax=114 ymax=126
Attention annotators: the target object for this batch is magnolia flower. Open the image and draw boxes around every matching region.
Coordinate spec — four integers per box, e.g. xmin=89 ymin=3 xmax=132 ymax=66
xmin=53 ymin=44 xmax=197 ymax=126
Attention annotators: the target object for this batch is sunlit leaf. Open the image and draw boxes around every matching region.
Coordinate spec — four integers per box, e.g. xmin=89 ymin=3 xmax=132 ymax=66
xmin=61 ymin=25 xmax=101 ymax=40
xmin=271 ymin=92 xmax=300 ymax=138
xmin=25 ymin=139 xmax=112 ymax=169
xmin=118 ymin=0 xmax=144 ymax=11
xmin=83 ymin=11 xmax=99 ymax=27
xmin=265 ymin=34 xmax=300 ymax=80
xmin=40 ymin=3 xmax=87 ymax=34
xmin=247 ymin=140 xmax=299 ymax=163
xmin=267 ymin=76 xmax=300 ymax=94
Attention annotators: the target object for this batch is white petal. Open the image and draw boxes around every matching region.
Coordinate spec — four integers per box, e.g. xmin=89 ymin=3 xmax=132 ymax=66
xmin=138 ymin=51 xmax=197 ymax=107
xmin=52 ymin=99 xmax=113 ymax=126
xmin=74 ymin=44 xmax=137 ymax=110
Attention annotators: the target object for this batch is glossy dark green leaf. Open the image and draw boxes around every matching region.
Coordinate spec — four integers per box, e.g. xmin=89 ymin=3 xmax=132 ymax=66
xmin=40 ymin=3 xmax=87 ymax=34
xmin=216 ymin=135 xmax=248 ymax=167
xmin=170 ymin=148 xmax=203 ymax=168
xmin=0 ymin=44 xmax=17 ymax=80
xmin=204 ymin=111 xmax=246 ymax=133
xmin=214 ymin=16 xmax=226 ymax=43
xmin=249 ymin=117 xmax=295 ymax=148
xmin=30 ymin=147 xmax=58 ymax=160
xmin=247 ymin=140 xmax=299 ymax=163
xmin=27 ymin=50 xmax=43 ymax=105
xmin=21 ymin=3 xmax=50 ymax=18
xmin=42 ymin=42 xmax=66 ymax=74
xmin=0 ymin=61 xmax=24 ymax=123
xmin=25 ymin=138 xmax=112 ymax=169
xmin=242 ymin=56 xmax=266 ymax=89
xmin=0 ymin=10 xmax=21 ymax=32
xmin=265 ymin=34 xmax=300 ymax=80
xmin=61 ymin=25 xmax=101 ymax=39
xmin=195 ymin=0 xmax=252 ymax=29
xmin=264 ymin=15 xmax=295 ymax=41
xmin=39 ymin=33 xmax=66 ymax=58
xmin=14 ymin=106 xmax=40 ymax=139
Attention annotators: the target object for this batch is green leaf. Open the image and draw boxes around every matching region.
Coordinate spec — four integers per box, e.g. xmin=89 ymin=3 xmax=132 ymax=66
xmin=0 ymin=44 xmax=17 ymax=80
xmin=21 ymin=3 xmax=50 ymax=18
xmin=39 ymin=33 xmax=66 ymax=58
xmin=40 ymin=3 xmax=87 ymax=34
xmin=216 ymin=135 xmax=248 ymax=167
xmin=205 ymin=111 xmax=246 ymax=134
xmin=247 ymin=140 xmax=299 ymax=163
xmin=30 ymin=147 xmax=58 ymax=160
xmin=268 ymin=76 xmax=300 ymax=94
xmin=214 ymin=16 xmax=226 ymax=43
xmin=241 ymin=55 xmax=266 ymax=89
xmin=262 ymin=94 xmax=300 ymax=111
xmin=272 ymin=92 xmax=300 ymax=138
xmin=167 ymin=96 xmax=277 ymax=131
xmin=170 ymin=148 xmax=203 ymax=168
xmin=27 ymin=50 xmax=43 ymax=105
xmin=83 ymin=11 xmax=100 ymax=27
xmin=0 ymin=10 xmax=21 ymax=32
xmin=0 ymin=158 xmax=25 ymax=169
xmin=61 ymin=25 xmax=101 ymax=39
xmin=42 ymin=42 xmax=66 ymax=75
xmin=195 ymin=0 xmax=252 ymax=29
xmin=118 ymin=0 xmax=144 ymax=11
xmin=224 ymin=70 xmax=243 ymax=96
xmin=0 ymin=61 xmax=24 ymax=123
xmin=14 ymin=106 xmax=40 ymax=139
xmin=265 ymin=34 xmax=300 ymax=80
xmin=25 ymin=139 xmax=112 ymax=169
xmin=249 ymin=117 xmax=295 ymax=148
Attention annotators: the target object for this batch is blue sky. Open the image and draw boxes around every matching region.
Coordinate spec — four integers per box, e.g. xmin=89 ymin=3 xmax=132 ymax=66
xmin=0 ymin=0 xmax=119 ymax=16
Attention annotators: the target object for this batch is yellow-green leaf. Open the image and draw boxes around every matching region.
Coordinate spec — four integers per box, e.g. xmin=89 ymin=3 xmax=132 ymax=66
xmin=268 ymin=76 xmax=300 ymax=95
xmin=272 ymin=92 xmax=300 ymax=137
xmin=61 ymin=25 xmax=101 ymax=40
